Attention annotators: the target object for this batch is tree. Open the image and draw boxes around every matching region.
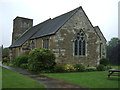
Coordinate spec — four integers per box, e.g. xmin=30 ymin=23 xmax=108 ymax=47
xmin=107 ymin=37 xmax=120 ymax=65
xmin=0 ymin=45 xmax=3 ymax=61
xmin=108 ymin=38 xmax=120 ymax=47
xmin=100 ymin=58 xmax=109 ymax=66
xmin=2 ymin=47 xmax=9 ymax=57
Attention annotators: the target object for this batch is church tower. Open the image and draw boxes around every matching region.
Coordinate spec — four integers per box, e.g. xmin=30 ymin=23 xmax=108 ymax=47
xmin=12 ymin=16 xmax=33 ymax=44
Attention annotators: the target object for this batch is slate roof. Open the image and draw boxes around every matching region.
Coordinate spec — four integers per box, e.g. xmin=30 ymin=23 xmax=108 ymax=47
xmin=30 ymin=7 xmax=79 ymax=39
xmin=10 ymin=7 xmax=80 ymax=48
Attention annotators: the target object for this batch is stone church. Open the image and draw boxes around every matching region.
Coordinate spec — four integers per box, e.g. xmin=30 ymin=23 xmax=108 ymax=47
xmin=9 ymin=6 xmax=106 ymax=66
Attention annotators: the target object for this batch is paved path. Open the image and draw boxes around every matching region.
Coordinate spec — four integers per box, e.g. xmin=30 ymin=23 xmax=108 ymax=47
xmin=1 ymin=63 xmax=90 ymax=89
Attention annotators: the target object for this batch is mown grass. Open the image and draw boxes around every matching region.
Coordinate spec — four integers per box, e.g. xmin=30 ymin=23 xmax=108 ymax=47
xmin=2 ymin=67 xmax=45 ymax=88
xmin=43 ymin=71 xmax=120 ymax=88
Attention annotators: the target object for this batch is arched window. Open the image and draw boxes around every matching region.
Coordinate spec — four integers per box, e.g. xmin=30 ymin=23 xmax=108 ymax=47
xmin=74 ymin=30 xmax=86 ymax=56
xmin=31 ymin=40 xmax=35 ymax=49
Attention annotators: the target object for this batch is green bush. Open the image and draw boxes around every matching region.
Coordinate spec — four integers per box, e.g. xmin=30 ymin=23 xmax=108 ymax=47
xmin=104 ymin=66 xmax=112 ymax=70
xmin=40 ymin=69 xmax=54 ymax=73
xmin=20 ymin=63 xmax=28 ymax=69
xmin=74 ymin=64 xmax=85 ymax=72
xmin=2 ymin=57 xmax=10 ymax=63
xmin=54 ymin=64 xmax=66 ymax=72
xmin=54 ymin=64 xmax=76 ymax=72
xmin=12 ymin=55 xmax=29 ymax=67
xmin=28 ymin=48 xmax=55 ymax=72
xmin=3 ymin=62 xmax=9 ymax=66
xmin=100 ymin=58 xmax=109 ymax=66
xmin=96 ymin=64 xmax=105 ymax=71
xmin=86 ymin=67 xmax=96 ymax=72
xmin=8 ymin=63 xmax=14 ymax=67
xmin=64 ymin=64 xmax=76 ymax=72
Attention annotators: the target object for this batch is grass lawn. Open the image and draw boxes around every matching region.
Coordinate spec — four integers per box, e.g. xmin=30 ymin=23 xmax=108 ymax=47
xmin=43 ymin=71 xmax=120 ymax=88
xmin=1 ymin=67 xmax=45 ymax=88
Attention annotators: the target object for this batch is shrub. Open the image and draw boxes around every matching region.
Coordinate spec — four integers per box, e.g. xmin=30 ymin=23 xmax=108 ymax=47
xmin=8 ymin=63 xmax=14 ymax=67
xmin=3 ymin=62 xmax=9 ymax=66
xmin=64 ymin=64 xmax=76 ymax=72
xmin=104 ymin=66 xmax=112 ymax=70
xmin=96 ymin=64 xmax=105 ymax=71
xmin=54 ymin=64 xmax=65 ymax=72
xmin=54 ymin=64 xmax=76 ymax=72
xmin=100 ymin=58 xmax=109 ymax=66
xmin=86 ymin=67 xmax=96 ymax=72
xmin=2 ymin=57 xmax=10 ymax=63
xmin=74 ymin=64 xmax=85 ymax=72
xmin=20 ymin=63 xmax=28 ymax=69
xmin=40 ymin=69 xmax=54 ymax=73
xmin=28 ymin=48 xmax=56 ymax=72
xmin=12 ymin=55 xmax=29 ymax=67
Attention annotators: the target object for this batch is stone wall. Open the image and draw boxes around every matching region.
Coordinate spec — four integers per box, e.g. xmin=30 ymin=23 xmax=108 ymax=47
xmin=52 ymin=8 xmax=103 ymax=66
xmin=10 ymin=47 xmax=20 ymax=60
xmin=35 ymin=35 xmax=56 ymax=49
xmin=94 ymin=26 xmax=107 ymax=59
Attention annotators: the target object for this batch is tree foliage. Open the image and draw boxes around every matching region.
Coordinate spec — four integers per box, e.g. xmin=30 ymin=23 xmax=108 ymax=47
xmin=107 ymin=38 xmax=120 ymax=47
xmin=106 ymin=37 xmax=120 ymax=65
xmin=2 ymin=47 xmax=9 ymax=57
xmin=100 ymin=58 xmax=109 ymax=66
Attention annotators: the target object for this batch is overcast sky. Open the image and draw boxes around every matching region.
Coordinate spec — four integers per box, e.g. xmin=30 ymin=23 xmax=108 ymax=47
xmin=0 ymin=0 xmax=119 ymax=47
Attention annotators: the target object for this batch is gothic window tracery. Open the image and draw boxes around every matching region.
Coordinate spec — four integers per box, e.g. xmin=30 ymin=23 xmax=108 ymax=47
xmin=74 ymin=30 xmax=86 ymax=56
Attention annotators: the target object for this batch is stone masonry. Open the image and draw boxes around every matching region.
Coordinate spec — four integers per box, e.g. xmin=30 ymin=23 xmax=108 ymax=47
xmin=12 ymin=17 xmax=33 ymax=44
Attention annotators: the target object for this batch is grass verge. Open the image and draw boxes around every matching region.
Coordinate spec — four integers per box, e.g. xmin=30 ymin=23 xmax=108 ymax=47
xmin=2 ymin=66 xmax=45 ymax=88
